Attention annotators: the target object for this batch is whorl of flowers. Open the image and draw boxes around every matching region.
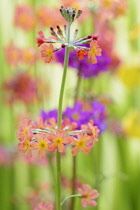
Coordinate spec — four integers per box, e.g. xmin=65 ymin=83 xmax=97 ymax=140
xmin=36 ymin=6 xmax=102 ymax=64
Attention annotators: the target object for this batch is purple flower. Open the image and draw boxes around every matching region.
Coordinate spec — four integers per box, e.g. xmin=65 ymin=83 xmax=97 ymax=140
xmin=55 ymin=47 xmax=111 ymax=78
xmin=63 ymin=102 xmax=91 ymax=128
xmin=63 ymin=101 xmax=107 ymax=132
xmin=40 ymin=109 xmax=58 ymax=122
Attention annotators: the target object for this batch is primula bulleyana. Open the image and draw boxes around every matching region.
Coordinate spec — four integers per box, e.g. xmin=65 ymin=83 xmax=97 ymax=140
xmin=32 ymin=133 xmax=53 ymax=159
xmin=48 ymin=129 xmax=73 ymax=153
xmin=17 ymin=119 xmax=34 ymax=141
xmin=18 ymin=136 xmax=34 ymax=158
xmin=78 ymin=184 xmax=99 ymax=207
xmin=71 ymin=132 xmax=93 ymax=156
xmin=76 ymin=49 xmax=88 ymax=60
xmin=88 ymin=40 xmax=102 ymax=64
xmin=41 ymin=44 xmax=55 ymax=63
xmin=81 ymin=120 xmax=100 ymax=142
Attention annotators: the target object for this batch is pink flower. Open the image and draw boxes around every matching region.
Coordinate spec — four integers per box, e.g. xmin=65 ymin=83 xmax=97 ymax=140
xmin=34 ymin=202 xmax=54 ymax=210
xmin=76 ymin=49 xmax=88 ymax=60
xmin=81 ymin=120 xmax=100 ymax=143
xmin=78 ymin=184 xmax=99 ymax=207
xmin=17 ymin=119 xmax=34 ymax=141
xmin=18 ymin=136 xmax=34 ymax=158
xmin=14 ymin=4 xmax=35 ymax=31
xmin=34 ymin=133 xmax=53 ymax=159
xmin=88 ymin=40 xmax=102 ymax=64
xmin=71 ymin=132 xmax=93 ymax=156
xmin=41 ymin=44 xmax=55 ymax=63
xmin=48 ymin=129 xmax=73 ymax=153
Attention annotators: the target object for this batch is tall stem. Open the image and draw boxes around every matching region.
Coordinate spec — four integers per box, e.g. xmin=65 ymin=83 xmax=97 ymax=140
xmin=70 ymin=70 xmax=81 ymax=210
xmin=56 ymin=22 xmax=71 ymax=210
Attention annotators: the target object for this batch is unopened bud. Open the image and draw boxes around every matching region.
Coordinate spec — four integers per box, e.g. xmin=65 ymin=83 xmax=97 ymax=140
xmin=61 ymin=44 xmax=66 ymax=48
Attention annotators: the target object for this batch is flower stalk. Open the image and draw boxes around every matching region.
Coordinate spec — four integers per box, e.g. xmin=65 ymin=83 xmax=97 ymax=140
xmin=56 ymin=22 xmax=71 ymax=210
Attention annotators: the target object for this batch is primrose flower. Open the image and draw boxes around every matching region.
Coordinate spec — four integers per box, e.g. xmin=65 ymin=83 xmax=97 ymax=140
xmin=34 ymin=202 xmax=54 ymax=210
xmin=81 ymin=120 xmax=100 ymax=142
xmin=18 ymin=135 xmax=34 ymax=158
xmin=88 ymin=40 xmax=102 ymax=64
xmin=78 ymin=184 xmax=99 ymax=207
xmin=71 ymin=132 xmax=93 ymax=156
xmin=48 ymin=129 xmax=73 ymax=153
xmin=22 ymin=47 xmax=38 ymax=65
xmin=36 ymin=7 xmax=102 ymax=65
xmin=34 ymin=133 xmax=53 ymax=159
xmin=14 ymin=4 xmax=35 ymax=31
xmin=17 ymin=119 xmax=34 ymax=141
xmin=41 ymin=44 xmax=55 ymax=63
xmin=76 ymin=49 xmax=88 ymax=60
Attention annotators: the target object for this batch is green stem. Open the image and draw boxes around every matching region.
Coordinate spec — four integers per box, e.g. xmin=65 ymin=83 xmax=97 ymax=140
xmin=70 ymin=70 xmax=81 ymax=210
xmin=56 ymin=22 xmax=71 ymax=210
xmin=61 ymin=194 xmax=81 ymax=206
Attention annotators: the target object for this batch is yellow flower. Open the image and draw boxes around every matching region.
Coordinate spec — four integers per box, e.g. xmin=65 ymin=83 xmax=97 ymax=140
xmin=122 ymin=110 xmax=140 ymax=139
xmin=117 ymin=65 xmax=140 ymax=89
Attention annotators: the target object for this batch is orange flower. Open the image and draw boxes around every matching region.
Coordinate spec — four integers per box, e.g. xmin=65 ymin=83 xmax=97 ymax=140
xmin=76 ymin=49 xmax=88 ymax=60
xmin=34 ymin=133 xmax=53 ymax=159
xmin=88 ymin=40 xmax=102 ymax=64
xmin=48 ymin=129 xmax=72 ymax=153
xmin=17 ymin=119 xmax=34 ymax=141
xmin=41 ymin=44 xmax=55 ymax=63
xmin=78 ymin=184 xmax=99 ymax=207
xmin=71 ymin=132 xmax=93 ymax=156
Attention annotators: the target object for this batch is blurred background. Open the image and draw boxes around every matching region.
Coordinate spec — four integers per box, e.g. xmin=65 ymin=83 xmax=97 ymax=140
xmin=0 ymin=0 xmax=140 ymax=209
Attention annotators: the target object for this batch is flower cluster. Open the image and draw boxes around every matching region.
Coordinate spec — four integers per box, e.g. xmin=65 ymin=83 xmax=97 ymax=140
xmin=36 ymin=7 xmax=102 ymax=64
xmin=5 ymin=43 xmax=38 ymax=67
xmin=3 ymin=71 xmax=38 ymax=104
xmin=17 ymin=117 xmax=99 ymax=158
xmin=55 ymin=45 xmax=111 ymax=78
xmin=41 ymin=100 xmax=107 ymax=133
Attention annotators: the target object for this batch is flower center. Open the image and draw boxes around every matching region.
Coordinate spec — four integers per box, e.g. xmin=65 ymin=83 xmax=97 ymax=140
xmin=72 ymin=112 xmax=80 ymax=120
xmin=55 ymin=138 xmax=63 ymax=145
xmin=39 ymin=141 xmax=47 ymax=149
xmin=78 ymin=139 xmax=85 ymax=148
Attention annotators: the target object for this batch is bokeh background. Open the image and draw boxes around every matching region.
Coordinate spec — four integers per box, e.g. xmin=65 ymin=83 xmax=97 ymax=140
xmin=0 ymin=0 xmax=140 ymax=209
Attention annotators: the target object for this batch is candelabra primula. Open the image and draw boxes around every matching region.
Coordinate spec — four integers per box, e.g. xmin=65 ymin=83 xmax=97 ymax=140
xmin=36 ymin=6 xmax=102 ymax=64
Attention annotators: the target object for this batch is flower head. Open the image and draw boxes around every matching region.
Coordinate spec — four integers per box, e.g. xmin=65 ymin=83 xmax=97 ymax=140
xmin=48 ymin=129 xmax=73 ymax=153
xmin=78 ymin=184 xmax=99 ymax=207
xmin=71 ymin=132 xmax=93 ymax=156
xmin=88 ymin=40 xmax=102 ymax=64
xmin=41 ymin=44 xmax=55 ymax=63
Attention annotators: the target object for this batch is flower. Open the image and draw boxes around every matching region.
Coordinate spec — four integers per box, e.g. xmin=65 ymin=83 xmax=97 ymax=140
xmin=48 ymin=129 xmax=73 ymax=153
xmin=34 ymin=202 xmax=54 ymax=210
xmin=22 ymin=47 xmax=38 ymax=65
xmin=122 ymin=110 xmax=140 ymax=139
xmin=18 ymin=136 xmax=34 ymax=158
xmin=55 ymin=47 xmax=110 ymax=78
xmin=3 ymin=71 xmax=38 ymax=104
xmin=88 ymin=40 xmax=102 ymax=64
xmin=78 ymin=184 xmax=99 ymax=207
xmin=76 ymin=49 xmax=88 ymax=60
xmin=5 ymin=43 xmax=22 ymax=67
xmin=34 ymin=133 xmax=53 ymax=159
xmin=71 ymin=132 xmax=93 ymax=156
xmin=81 ymin=120 xmax=100 ymax=142
xmin=14 ymin=4 xmax=35 ymax=30
xmin=41 ymin=44 xmax=55 ymax=63
xmin=17 ymin=119 xmax=34 ymax=141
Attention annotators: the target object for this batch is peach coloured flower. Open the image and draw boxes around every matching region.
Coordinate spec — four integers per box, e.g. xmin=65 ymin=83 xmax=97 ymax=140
xmin=71 ymin=132 xmax=93 ymax=156
xmin=34 ymin=202 xmax=54 ymax=210
xmin=33 ymin=117 xmax=48 ymax=130
xmin=78 ymin=184 xmax=99 ymax=207
xmin=81 ymin=120 xmax=100 ymax=143
xmin=36 ymin=31 xmax=56 ymax=47
xmin=17 ymin=119 xmax=34 ymax=141
xmin=18 ymin=136 xmax=34 ymax=158
xmin=88 ymin=40 xmax=102 ymax=64
xmin=48 ymin=129 xmax=72 ymax=153
xmin=41 ymin=44 xmax=55 ymax=63
xmin=76 ymin=49 xmax=88 ymax=60
xmin=5 ymin=43 xmax=22 ymax=67
xmin=22 ymin=48 xmax=38 ymax=65
xmin=37 ymin=7 xmax=66 ymax=28
xmin=34 ymin=133 xmax=53 ymax=159
xmin=14 ymin=4 xmax=35 ymax=30
xmin=62 ymin=118 xmax=78 ymax=131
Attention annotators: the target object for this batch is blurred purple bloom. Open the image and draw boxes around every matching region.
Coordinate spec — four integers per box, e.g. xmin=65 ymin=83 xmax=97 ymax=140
xmin=40 ymin=109 xmax=58 ymax=122
xmin=55 ymin=47 xmax=111 ymax=78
